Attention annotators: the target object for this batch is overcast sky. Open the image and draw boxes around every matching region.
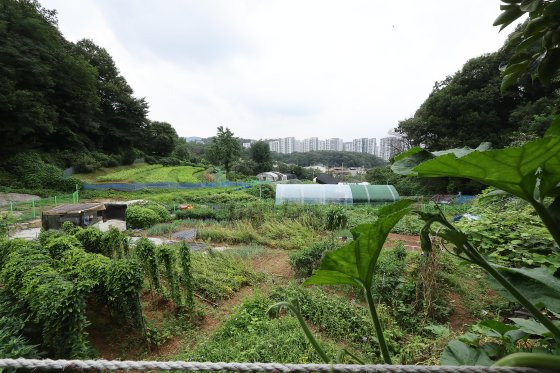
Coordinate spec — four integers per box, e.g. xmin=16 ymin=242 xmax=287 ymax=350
xmin=40 ymin=0 xmax=519 ymax=141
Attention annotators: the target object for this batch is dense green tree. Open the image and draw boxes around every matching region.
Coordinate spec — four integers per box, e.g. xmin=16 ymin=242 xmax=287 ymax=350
xmin=249 ymin=141 xmax=272 ymax=173
xmin=395 ymin=35 xmax=559 ymax=150
xmin=172 ymin=138 xmax=192 ymax=161
xmin=206 ymin=126 xmax=242 ymax=173
xmin=0 ymin=0 xmax=99 ymax=154
xmin=74 ymin=39 xmax=149 ymax=153
xmin=143 ymin=121 xmax=178 ymax=157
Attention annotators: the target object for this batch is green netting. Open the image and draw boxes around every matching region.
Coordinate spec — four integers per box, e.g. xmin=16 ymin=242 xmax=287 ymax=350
xmin=4 ymin=190 xmax=79 ymax=221
xmin=349 ymin=185 xmax=399 ymax=203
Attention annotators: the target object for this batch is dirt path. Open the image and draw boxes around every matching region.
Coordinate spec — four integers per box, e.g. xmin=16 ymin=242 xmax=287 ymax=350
xmin=448 ymin=292 xmax=477 ymax=332
xmin=386 ymin=233 xmax=421 ymax=251
xmin=157 ymin=249 xmax=293 ymax=358
xmin=199 ymin=249 xmax=292 ymax=335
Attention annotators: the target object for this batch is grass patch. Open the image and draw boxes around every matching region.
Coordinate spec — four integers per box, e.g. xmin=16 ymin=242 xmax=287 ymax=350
xmin=183 ymin=294 xmax=340 ymax=363
xmin=191 ymin=249 xmax=263 ymax=302
xmin=197 ymin=219 xmax=321 ymax=250
xmin=94 ymin=165 xmax=205 ymax=183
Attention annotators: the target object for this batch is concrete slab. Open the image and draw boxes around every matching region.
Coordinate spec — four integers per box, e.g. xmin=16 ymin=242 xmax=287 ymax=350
xmin=171 ymin=229 xmax=197 ymax=241
xmin=130 ymin=236 xmax=176 ymax=246
xmin=93 ymin=219 xmax=126 ymax=232
xmin=9 ymin=228 xmax=41 ymax=240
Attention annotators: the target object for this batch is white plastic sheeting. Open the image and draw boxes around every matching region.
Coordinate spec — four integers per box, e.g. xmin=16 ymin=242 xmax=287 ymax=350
xmin=275 ymin=184 xmax=353 ymax=205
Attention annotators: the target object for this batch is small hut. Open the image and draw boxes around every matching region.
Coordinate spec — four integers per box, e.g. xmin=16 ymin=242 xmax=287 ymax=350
xmin=41 ymin=203 xmax=106 ymax=230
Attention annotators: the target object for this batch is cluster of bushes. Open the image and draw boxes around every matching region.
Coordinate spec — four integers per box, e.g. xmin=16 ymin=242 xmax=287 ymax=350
xmin=245 ymin=184 xmax=275 ymax=199
xmin=144 ymin=155 xmax=203 ymax=168
xmin=289 ymin=240 xmax=338 ymax=277
xmin=188 ymin=294 xmax=340 ymax=363
xmin=0 ymin=290 xmax=40 ymax=359
xmin=126 ymin=203 xmax=171 ymax=229
xmin=456 ymin=191 xmax=559 ymax=272
xmin=289 ymin=241 xmax=461 ymax=330
xmin=0 ymin=232 xmax=143 ymax=358
xmin=73 ymin=151 xmax=124 ymax=173
xmin=1 ymin=152 xmax=81 ymax=192
xmin=189 ymin=284 xmax=449 ymax=365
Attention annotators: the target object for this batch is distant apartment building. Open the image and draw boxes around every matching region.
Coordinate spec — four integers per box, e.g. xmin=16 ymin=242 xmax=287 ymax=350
xmin=379 ymin=137 xmax=406 ymax=161
xmin=265 ymin=136 xmax=385 ymax=156
xmin=268 ymin=140 xmax=280 ymax=153
xmin=327 ymin=138 xmax=343 ymax=151
xmin=367 ymin=138 xmax=377 ymax=156
xmin=279 ymin=137 xmax=295 ymax=154
xmin=242 ymin=140 xmax=255 ymax=149
xmin=303 ymin=137 xmax=319 ymax=152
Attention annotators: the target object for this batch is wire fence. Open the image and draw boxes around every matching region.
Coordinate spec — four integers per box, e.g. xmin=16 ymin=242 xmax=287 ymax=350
xmin=1 ymin=188 xmax=79 ymax=222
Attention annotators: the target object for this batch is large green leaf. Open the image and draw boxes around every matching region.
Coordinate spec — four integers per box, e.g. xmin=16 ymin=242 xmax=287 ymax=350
xmin=412 ymin=136 xmax=560 ymax=202
xmin=510 ymin=317 xmax=551 ymax=337
xmin=441 ymin=340 xmax=494 ymax=366
xmin=391 ymin=143 xmax=491 ymax=176
xmin=487 ymin=266 xmax=560 ymax=313
xmin=304 ymin=200 xmax=413 ymax=289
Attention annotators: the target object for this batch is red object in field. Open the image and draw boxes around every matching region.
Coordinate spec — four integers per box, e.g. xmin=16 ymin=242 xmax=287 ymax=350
xmin=179 ymin=204 xmax=193 ymax=210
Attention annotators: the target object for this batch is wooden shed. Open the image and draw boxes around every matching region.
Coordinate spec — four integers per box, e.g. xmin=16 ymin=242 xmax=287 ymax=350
xmin=41 ymin=203 xmax=106 ymax=230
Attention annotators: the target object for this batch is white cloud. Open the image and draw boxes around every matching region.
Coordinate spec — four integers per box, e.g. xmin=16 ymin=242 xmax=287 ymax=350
xmin=41 ymin=0 xmax=521 ymax=140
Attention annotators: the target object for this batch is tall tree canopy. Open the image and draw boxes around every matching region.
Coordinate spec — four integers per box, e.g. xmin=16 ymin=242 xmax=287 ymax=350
xmin=273 ymin=151 xmax=385 ymax=168
xmin=206 ymin=126 xmax=242 ymax=173
xmin=0 ymin=0 xmax=164 ymax=164
xmin=249 ymin=141 xmax=272 ymax=173
xmin=143 ymin=121 xmax=178 ymax=157
xmin=395 ymin=33 xmax=559 ymax=150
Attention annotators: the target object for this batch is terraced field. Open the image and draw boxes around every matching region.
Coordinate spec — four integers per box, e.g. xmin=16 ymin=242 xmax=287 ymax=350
xmin=94 ymin=164 xmax=205 ymax=183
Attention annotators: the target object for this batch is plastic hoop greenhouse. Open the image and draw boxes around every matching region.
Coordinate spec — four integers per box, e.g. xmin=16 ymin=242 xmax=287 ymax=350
xmin=275 ymin=184 xmax=399 ymax=205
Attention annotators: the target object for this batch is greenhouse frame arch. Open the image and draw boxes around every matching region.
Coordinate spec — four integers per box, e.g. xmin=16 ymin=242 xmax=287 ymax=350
xmin=275 ymin=184 xmax=399 ymax=205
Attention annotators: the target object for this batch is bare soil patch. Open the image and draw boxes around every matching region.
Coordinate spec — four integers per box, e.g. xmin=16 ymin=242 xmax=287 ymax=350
xmin=0 ymin=192 xmax=39 ymax=206
xmin=448 ymin=292 xmax=477 ymax=332
xmin=386 ymin=233 xmax=421 ymax=251
xmin=250 ymin=248 xmax=294 ymax=279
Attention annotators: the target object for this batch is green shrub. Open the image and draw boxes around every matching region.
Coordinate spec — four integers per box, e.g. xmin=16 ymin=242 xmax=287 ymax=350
xmin=175 ymin=207 xmax=221 ymax=220
xmin=74 ymin=227 xmax=104 ymax=254
xmin=289 ymin=241 xmax=338 ymax=277
xmin=3 ymin=152 xmax=79 ymax=192
xmin=457 ymin=193 xmax=559 ymax=270
xmin=144 ymin=203 xmax=170 ymax=222
xmin=43 ymin=235 xmax=82 ymax=260
xmin=73 ymin=153 xmax=103 ymax=173
xmin=325 ymin=205 xmax=348 ymax=231
xmin=126 ymin=205 xmax=162 ymax=229
xmin=245 ymin=184 xmax=275 ymax=199
xmin=0 ymin=291 xmax=40 ymax=359
xmin=188 ymin=295 xmax=339 ymax=363
xmin=270 ymin=285 xmax=405 ymax=360
xmin=0 ymin=213 xmax=15 ymax=237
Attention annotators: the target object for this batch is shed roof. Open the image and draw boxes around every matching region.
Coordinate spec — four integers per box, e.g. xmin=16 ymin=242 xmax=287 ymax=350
xmin=43 ymin=203 xmax=105 ymax=216
xmin=315 ymin=173 xmax=340 ymax=184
